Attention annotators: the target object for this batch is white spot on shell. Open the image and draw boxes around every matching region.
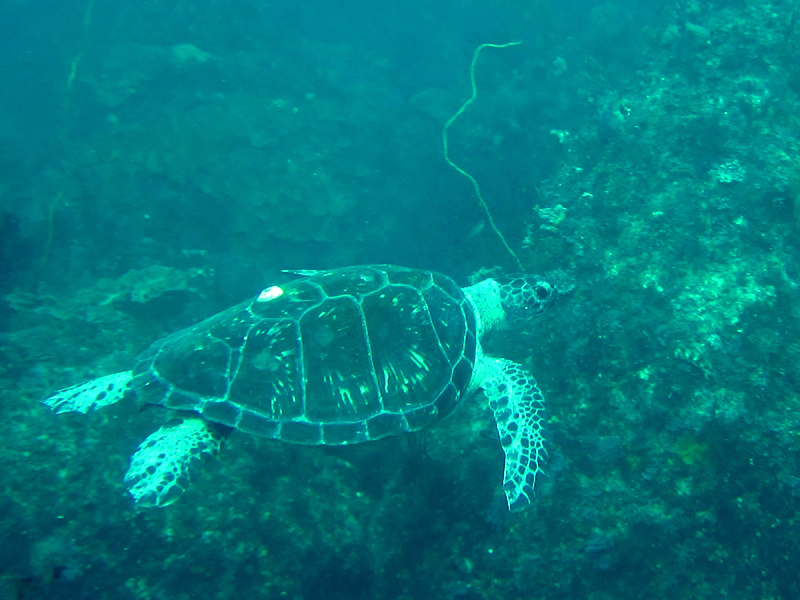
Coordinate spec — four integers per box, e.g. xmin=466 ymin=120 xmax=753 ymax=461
xmin=257 ymin=286 xmax=284 ymax=302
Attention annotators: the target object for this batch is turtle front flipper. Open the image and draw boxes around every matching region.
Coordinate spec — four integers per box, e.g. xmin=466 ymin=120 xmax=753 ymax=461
xmin=43 ymin=371 xmax=134 ymax=414
xmin=125 ymin=416 xmax=230 ymax=507
xmin=482 ymin=358 xmax=547 ymax=512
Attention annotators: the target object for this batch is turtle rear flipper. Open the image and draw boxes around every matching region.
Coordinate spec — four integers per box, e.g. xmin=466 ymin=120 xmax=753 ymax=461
xmin=43 ymin=371 xmax=133 ymax=414
xmin=124 ymin=416 xmax=229 ymax=507
xmin=483 ymin=358 xmax=547 ymax=512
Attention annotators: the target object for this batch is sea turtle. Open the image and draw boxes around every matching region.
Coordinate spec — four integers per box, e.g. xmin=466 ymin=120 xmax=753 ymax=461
xmin=44 ymin=265 xmax=557 ymax=511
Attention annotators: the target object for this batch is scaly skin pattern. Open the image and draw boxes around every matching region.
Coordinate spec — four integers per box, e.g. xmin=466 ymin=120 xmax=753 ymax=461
xmin=482 ymin=358 xmax=547 ymax=512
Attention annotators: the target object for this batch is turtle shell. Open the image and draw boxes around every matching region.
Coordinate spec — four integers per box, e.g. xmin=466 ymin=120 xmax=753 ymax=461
xmin=131 ymin=265 xmax=478 ymax=444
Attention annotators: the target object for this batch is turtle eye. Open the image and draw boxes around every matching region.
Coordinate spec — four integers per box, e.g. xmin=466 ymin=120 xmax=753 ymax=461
xmin=534 ymin=284 xmax=551 ymax=300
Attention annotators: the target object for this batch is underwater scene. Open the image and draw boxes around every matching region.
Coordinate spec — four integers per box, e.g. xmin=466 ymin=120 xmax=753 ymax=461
xmin=2 ymin=0 xmax=800 ymax=598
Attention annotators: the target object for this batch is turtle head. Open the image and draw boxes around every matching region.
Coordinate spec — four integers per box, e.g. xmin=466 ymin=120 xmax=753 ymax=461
xmin=495 ymin=274 xmax=557 ymax=324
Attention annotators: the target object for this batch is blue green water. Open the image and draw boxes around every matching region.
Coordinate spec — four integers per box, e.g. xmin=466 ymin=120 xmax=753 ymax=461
xmin=3 ymin=0 xmax=800 ymax=598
